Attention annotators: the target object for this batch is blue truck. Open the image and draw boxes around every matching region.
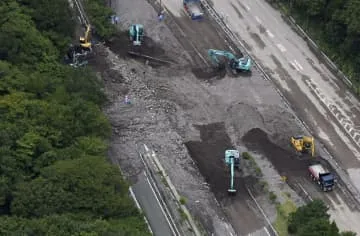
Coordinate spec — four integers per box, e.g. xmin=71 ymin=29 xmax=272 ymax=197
xmin=308 ymin=164 xmax=335 ymax=192
xmin=183 ymin=0 xmax=204 ymax=20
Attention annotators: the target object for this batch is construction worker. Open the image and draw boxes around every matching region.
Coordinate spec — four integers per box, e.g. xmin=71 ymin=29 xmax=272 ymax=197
xmin=124 ymin=95 xmax=131 ymax=104
xmin=158 ymin=10 xmax=164 ymax=22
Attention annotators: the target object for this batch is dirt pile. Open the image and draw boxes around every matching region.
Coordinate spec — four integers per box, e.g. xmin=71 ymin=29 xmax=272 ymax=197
xmin=242 ymin=128 xmax=310 ymax=177
xmin=106 ymin=32 xmax=173 ymax=67
xmin=185 ymin=122 xmax=250 ymax=199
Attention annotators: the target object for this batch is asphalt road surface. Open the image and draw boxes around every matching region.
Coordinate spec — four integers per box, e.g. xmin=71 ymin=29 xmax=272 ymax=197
xmin=207 ymin=0 xmax=360 ymax=232
xmin=157 ymin=0 xmax=360 ymax=233
xmin=132 ymin=171 xmax=176 ymax=236
xmin=210 ymin=0 xmax=360 ymax=192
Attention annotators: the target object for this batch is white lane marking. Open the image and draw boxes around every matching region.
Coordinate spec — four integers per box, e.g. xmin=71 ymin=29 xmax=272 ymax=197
xmin=298 ymin=183 xmax=313 ymax=201
xmin=255 ymin=16 xmax=262 ymax=24
xmin=266 ymin=29 xmax=274 ymax=38
xmin=129 ymin=187 xmax=154 ymax=235
xmin=144 ymin=144 xmax=149 ymax=152
xmin=144 ymin=171 xmax=177 ymax=236
xmin=294 ymin=60 xmax=303 ymax=71
xmin=264 ymin=226 xmax=271 ymax=236
xmin=245 ymin=4 xmax=250 ymax=11
xmin=247 ymin=188 xmax=278 ymax=236
xmin=291 ymin=61 xmax=300 ymax=72
xmin=304 ymin=79 xmax=360 ymax=150
xmin=276 ymin=43 xmax=287 ymax=52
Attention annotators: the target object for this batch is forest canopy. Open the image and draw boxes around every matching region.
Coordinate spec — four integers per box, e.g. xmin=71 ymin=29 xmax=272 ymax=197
xmin=0 ymin=0 xmax=149 ymax=235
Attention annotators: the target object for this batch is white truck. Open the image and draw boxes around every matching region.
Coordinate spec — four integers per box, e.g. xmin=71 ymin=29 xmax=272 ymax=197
xmin=308 ymin=164 xmax=335 ymax=192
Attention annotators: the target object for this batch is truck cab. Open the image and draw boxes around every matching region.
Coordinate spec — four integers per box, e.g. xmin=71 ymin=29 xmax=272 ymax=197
xmin=183 ymin=0 xmax=204 ymax=20
xmin=319 ymin=173 xmax=335 ymax=191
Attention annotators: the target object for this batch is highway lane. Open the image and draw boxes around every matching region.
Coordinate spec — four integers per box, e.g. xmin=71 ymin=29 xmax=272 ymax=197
xmin=207 ymin=0 xmax=360 ymax=232
xmin=209 ymin=0 xmax=360 ymax=186
xmin=132 ymin=170 xmax=176 ymax=236
xmin=157 ymin=0 xmax=360 ymax=233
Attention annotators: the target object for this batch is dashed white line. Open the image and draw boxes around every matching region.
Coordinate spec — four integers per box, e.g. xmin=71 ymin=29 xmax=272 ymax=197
xmin=255 ymin=16 xmax=262 ymax=24
xmin=144 ymin=171 xmax=178 ymax=236
xmin=276 ymin=43 xmax=287 ymax=52
xmin=264 ymin=226 xmax=271 ymax=236
xmin=247 ymin=188 xmax=278 ymax=236
xmin=244 ymin=4 xmax=250 ymax=11
xmin=294 ymin=60 xmax=303 ymax=71
xmin=129 ymin=187 xmax=154 ymax=235
xmin=266 ymin=29 xmax=274 ymax=38
xmin=290 ymin=62 xmax=300 ymax=72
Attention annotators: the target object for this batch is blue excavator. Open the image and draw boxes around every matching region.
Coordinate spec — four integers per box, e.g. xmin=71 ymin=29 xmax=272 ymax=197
xmin=208 ymin=49 xmax=251 ymax=73
xmin=129 ymin=24 xmax=144 ymax=46
xmin=224 ymin=149 xmax=240 ymax=194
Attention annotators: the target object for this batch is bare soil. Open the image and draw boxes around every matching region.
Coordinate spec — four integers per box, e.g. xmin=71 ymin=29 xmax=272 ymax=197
xmin=106 ymin=31 xmax=174 ymax=67
xmin=185 ymin=123 xmax=266 ymax=234
xmin=242 ymin=128 xmax=310 ymax=177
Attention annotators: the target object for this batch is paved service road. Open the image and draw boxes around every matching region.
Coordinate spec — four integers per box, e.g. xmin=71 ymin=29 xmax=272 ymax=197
xmin=132 ymin=171 xmax=175 ymax=236
xmin=210 ymin=0 xmax=360 ymax=195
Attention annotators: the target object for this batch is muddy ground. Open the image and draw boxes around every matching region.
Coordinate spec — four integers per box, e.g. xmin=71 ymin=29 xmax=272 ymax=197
xmin=242 ymin=127 xmax=360 ymax=210
xmin=83 ymin=0 xmax=360 ymax=235
xmin=91 ymin=1 xmax=309 ymax=235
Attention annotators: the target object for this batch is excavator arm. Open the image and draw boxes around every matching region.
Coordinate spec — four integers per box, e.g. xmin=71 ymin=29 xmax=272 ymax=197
xmin=228 ymin=157 xmax=236 ymax=193
xmin=208 ymin=49 xmax=236 ymax=65
xmin=208 ymin=49 xmax=251 ymax=71
xmin=79 ymin=25 xmax=92 ymax=50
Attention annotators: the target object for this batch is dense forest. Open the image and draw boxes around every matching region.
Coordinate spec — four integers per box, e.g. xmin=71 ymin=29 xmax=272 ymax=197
xmin=273 ymin=0 xmax=360 ymax=93
xmin=0 ymin=0 xmax=150 ymax=235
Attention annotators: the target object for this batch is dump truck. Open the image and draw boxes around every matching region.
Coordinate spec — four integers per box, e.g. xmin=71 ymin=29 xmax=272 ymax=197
xmin=183 ymin=0 xmax=204 ymax=20
xmin=308 ymin=164 xmax=335 ymax=192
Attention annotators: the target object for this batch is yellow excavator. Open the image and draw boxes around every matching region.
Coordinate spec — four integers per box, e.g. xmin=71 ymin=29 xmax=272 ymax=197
xmin=290 ymin=135 xmax=315 ymax=157
xmin=79 ymin=24 xmax=92 ymax=51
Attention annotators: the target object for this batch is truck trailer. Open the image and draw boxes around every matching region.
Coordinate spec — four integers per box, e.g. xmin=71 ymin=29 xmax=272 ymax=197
xmin=308 ymin=164 xmax=335 ymax=192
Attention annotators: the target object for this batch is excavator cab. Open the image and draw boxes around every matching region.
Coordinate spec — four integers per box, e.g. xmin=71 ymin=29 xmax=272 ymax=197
xmin=129 ymin=24 xmax=144 ymax=46
xmin=208 ymin=49 xmax=252 ymax=73
xmin=290 ymin=135 xmax=315 ymax=157
xmin=230 ymin=57 xmax=252 ymax=72
xmin=79 ymin=24 xmax=92 ymax=51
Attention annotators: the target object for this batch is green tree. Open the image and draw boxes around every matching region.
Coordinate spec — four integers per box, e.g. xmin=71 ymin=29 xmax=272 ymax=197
xmin=0 ymin=1 xmax=57 ymax=66
xmin=288 ymin=199 xmax=356 ymax=236
xmin=11 ymin=157 xmax=137 ymax=218
xmin=0 ymin=0 xmax=151 ymax=234
xmin=83 ymin=0 xmax=115 ymax=39
xmin=18 ymin=0 xmax=75 ymax=53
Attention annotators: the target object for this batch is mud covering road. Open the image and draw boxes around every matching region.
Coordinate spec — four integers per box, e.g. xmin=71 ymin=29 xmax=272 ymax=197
xmin=92 ymin=0 xmax=360 ymax=235
xmin=185 ymin=123 xmax=266 ymax=234
xmin=242 ymin=128 xmax=360 ymax=218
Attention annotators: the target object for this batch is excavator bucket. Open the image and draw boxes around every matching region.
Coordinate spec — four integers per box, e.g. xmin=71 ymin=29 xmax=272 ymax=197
xmin=228 ymin=188 xmax=237 ymax=194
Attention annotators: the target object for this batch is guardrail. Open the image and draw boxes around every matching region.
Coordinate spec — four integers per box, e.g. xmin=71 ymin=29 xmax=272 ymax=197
xmin=73 ymin=0 xmax=90 ymax=25
xmin=265 ymin=0 xmax=356 ymax=93
xmin=140 ymin=144 xmax=203 ymax=236
xmin=200 ymin=0 xmax=360 ymax=211
xmin=263 ymin=0 xmax=360 ymax=208
xmin=138 ymin=150 xmax=182 ymax=236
